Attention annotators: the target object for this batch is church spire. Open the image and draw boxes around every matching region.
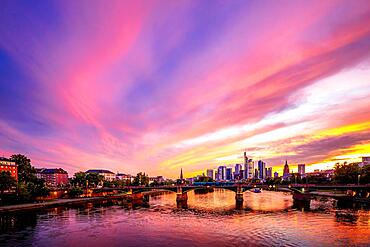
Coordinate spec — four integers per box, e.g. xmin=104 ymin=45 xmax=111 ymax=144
xmin=180 ymin=168 xmax=183 ymax=180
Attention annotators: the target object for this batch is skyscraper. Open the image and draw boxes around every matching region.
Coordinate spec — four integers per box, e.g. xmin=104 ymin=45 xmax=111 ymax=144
xmin=207 ymin=169 xmax=214 ymax=180
xmin=274 ymin=172 xmax=279 ymax=178
xmin=235 ymin=163 xmax=242 ymax=173
xmin=257 ymin=160 xmax=266 ymax=179
xmin=217 ymin=166 xmax=226 ymax=181
xmin=226 ymin=167 xmax=233 ymax=180
xmin=243 ymin=152 xmax=254 ymax=180
xmin=298 ymin=164 xmax=305 ymax=176
xmin=266 ymin=167 xmax=272 ymax=178
xmin=243 ymin=152 xmax=248 ymax=179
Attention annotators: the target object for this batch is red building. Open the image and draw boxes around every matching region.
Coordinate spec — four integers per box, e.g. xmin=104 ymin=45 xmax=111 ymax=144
xmin=0 ymin=157 xmax=18 ymax=181
xmin=37 ymin=168 xmax=68 ymax=187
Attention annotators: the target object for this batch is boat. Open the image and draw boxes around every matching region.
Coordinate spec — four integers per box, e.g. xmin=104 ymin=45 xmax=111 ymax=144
xmin=252 ymin=188 xmax=262 ymax=193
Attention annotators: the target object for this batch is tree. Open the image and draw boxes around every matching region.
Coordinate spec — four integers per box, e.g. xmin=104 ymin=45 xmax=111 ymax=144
xmin=86 ymin=173 xmax=104 ymax=187
xmin=71 ymin=172 xmax=87 ymax=187
xmin=68 ymin=187 xmax=83 ymax=198
xmin=334 ymin=163 xmax=361 ymax=184
xmin=0 ymin=171 xmax=17 ymax=195
xmin=133 ymin=172 xmax=149 ymax=186
xmin=11 ymin=154 xmax=36 ymax=183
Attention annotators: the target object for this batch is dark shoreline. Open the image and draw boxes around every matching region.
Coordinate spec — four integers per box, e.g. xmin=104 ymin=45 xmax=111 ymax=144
xmin=0 ymin=195 xmax=129 ymax=214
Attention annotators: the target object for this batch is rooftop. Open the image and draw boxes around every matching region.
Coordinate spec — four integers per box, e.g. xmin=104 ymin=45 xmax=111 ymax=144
xmin=86 ymin=169 xmax=114 ymax=174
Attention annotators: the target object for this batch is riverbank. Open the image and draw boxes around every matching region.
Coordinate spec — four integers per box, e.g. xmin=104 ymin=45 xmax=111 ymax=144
xmin=0 ymin=195 xmax=129 ymax=214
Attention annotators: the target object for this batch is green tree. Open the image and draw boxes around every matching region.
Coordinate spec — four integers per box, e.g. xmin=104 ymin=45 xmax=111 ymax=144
xmin=334 ymin=163 xmax=360 ymax=184
xmin=11 ymin=154 xmax=36 ymax=183
xmin=71 ymin=172 xmax=87 ymax=187
xmin=0 ymin=171 xmax=17 ymax=195
xmin=26 ymin=179 xmax=50 ymax=197
xmin=133 ymin=172 xmax=149 ymax=186
xmin=86 ymin=173 xmax=104 ymax=187
xmin=68 ymin=187 xmax=83 ymax=198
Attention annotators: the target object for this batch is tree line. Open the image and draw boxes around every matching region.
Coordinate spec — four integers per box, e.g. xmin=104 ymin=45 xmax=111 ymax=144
xmin=0 ymin=154 xmax=49 ymax=205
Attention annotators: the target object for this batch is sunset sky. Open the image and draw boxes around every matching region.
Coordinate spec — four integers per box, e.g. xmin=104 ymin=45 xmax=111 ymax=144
xmin=0 ymin=0 xmax=370 ymax=178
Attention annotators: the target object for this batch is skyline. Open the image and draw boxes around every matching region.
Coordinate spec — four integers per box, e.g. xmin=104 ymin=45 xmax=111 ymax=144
xmin=1 ymin=0 xmax=370 ymax=178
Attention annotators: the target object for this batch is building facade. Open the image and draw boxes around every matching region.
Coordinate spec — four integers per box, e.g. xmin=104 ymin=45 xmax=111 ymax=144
xmin=86 ymin=169 xmax=116 ymax=181
xmin=226 ymin=167 xmax=233 ymax=181
xmin=0 ymin=157 xmax=18 ymax=181
xmin=217 ymin=166 xmax=226 ymax=181
xmin=257 ymin=160 xmax=266 ymax=179
xmin=37 ymin=168 xmax=68 ymax=186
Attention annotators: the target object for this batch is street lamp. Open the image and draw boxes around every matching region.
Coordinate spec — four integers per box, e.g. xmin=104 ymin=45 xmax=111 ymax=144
xmin=358 ymin=174 xmax=360 ymax=185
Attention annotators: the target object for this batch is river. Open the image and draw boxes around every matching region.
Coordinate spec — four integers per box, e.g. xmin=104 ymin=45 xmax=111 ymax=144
xmin=0 ymin=189 xmax=369 ymax=246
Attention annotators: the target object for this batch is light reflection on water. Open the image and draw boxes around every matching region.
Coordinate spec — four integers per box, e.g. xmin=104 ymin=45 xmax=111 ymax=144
xmin=0 ymin=189 xmax=369 ymax=247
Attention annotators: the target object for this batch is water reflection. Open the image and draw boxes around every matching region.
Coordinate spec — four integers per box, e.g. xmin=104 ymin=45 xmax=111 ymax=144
xmin=0 ymin=190 xmax=369 ymax=247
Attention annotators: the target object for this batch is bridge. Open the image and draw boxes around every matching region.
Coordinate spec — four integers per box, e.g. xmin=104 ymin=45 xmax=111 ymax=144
xmin=94 ymin=183 xmax=370 ymax=208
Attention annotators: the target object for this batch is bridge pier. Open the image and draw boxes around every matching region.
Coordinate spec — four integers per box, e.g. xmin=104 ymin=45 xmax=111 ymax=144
xmin=235 ymin=185 xmax=244 ymax=206
xmin=292 ymin=192 xmax=311 ymax=210
xmin=176 ymin=193 xmax=188 ymax=209
xmin=176 ymin=186 xmax=188 ymax=209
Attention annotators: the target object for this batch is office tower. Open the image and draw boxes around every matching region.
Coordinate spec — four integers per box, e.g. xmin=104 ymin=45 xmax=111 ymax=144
xmin=217 ymin=166 xmax=226 ymax=181
xmin=266 ymin=167 xmax=272 ymax=178
xmin=235 ymin=164 xmax=242 ymax=176
xmin=226 ymin=167 xmax=233 ymax=181
xmin=257 ymin=160 xmax=266 ymax=179
xmin=274 ymin=172 xmax=279 ymax=178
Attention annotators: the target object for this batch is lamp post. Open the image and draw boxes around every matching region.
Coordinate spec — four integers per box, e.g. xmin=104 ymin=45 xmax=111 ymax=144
xmin=358 ymin=174 xmax=360 ymax=185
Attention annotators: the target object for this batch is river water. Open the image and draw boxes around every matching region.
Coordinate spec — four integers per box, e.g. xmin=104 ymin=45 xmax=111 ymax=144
xmin=0 ymin=189 xmax=369 ymax=246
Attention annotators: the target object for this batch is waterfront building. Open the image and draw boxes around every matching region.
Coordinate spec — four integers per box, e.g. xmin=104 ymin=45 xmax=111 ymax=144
xmin=226 ymin=167 xmax=233 ymax=181
xmin=0 ymin=157 xmax=18 ymax=181
xmin=254 ymin=168 xmax=258 ymax=179
xmin=116 ymin=173 xmax=134 ymax=182
xmin=86 ymin=169 xmax=116 ymax=181
xmin=257 ymin=160 xmax=266 ymax=179
xmin=283 ymin=160 xmax=290 ymax=180
xmin=298 ymin=164 xmax=305 ymax=176
xmin=37 ymin=168 xmax=68 ymax=186
xmin=206 ymin=169 xmax=214 ymax=179
xmin=274 ymin=172 xmax=279 ymax=178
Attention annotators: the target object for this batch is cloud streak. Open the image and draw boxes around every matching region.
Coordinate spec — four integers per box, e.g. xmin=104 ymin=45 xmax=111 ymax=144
xmin=0 ymin=0 xmax=369 ymax=177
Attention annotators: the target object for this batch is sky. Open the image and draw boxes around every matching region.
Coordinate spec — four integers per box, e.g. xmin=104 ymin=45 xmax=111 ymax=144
xmin=0 ymin=0 xmax=370 ymax=178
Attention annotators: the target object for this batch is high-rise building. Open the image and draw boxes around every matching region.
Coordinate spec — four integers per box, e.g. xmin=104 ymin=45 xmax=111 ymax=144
xmin=298 ymin=164 xmax=305 ymax=176
xmin=206 ymin=169 xmax=214 ymax=180
xmin=235 ymin=164 xmax=242 ymax=176
xmin=257 ymin=160 xmax=266 ymax=179
xmin=243 ymin=152 xmax=248 ymax=179
xmin=266 ymin=167 xmax=272 ymax=178
xmin=283 ymin=160 xmax=290 ymax=180
xmin=274 ymin=172 xmax=279 ymax=178
xmin=217 ymin=166 xmax=226 ymax=181
xmin=243 ymin=152 xmax=254 ymax=180
xmin=254 ymin=168 xmax=258 ymax=179
xmin=226 ymin=167 xmax=233 ymax=181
